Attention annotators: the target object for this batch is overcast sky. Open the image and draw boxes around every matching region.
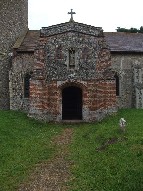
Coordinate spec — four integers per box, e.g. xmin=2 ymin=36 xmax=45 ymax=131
xmin=28 ymin=0 xmax=143 ymax=32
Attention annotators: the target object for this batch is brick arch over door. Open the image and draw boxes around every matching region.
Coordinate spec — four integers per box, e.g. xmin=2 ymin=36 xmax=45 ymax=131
xmin=62 ymin=86 xmax=82 ymax=120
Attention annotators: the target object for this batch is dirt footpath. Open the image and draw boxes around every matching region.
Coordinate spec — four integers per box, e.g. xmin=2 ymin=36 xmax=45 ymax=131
xmin=18 ymin=128 xmax=74 ymax=191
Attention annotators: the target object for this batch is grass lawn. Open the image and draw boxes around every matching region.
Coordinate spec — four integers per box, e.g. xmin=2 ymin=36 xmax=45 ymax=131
xmin=0 ymin=111 xmax=62 ymax=191
xmin=69 ymin=109 xmax=143 ymax=191
xmin=1 ymin=109 xmax=143 ymax=191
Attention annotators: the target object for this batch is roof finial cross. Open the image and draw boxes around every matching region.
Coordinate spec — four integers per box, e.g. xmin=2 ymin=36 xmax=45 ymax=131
xmin=68 ymin=9 xmax=76 ymax=22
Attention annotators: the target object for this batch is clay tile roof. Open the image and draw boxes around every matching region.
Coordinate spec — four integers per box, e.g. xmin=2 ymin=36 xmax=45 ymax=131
xmin=104 ymin=32 xmax=143 ymax=52
xmin=14 ymin=30 xmax=40 ymax=52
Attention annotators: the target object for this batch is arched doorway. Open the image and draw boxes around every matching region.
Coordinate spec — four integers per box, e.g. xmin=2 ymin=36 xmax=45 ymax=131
xmin=62 ymin=86 xmax=82 ymax=120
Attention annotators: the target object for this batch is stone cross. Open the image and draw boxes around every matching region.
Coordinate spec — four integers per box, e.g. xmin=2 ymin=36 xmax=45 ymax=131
xmin=68 ymin=9 xmax=76 ymax=22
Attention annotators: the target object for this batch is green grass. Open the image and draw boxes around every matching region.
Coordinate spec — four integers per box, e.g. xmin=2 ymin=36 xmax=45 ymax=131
xmin=69 ymin=109 xmax=143 ymax=191
xmin=1 ymin=109 xmax=143 ymax=191
xmin=0 ymin=111 xmax=62 ymax=191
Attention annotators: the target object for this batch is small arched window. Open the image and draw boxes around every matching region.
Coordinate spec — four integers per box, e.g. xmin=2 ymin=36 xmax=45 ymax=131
xmin=24 ymin=73 xmax=31 ymax=98
xmin=114 ymin=73 xmax=120 ymax=96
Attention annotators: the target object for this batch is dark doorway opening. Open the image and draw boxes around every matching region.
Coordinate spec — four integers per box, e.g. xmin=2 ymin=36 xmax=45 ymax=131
xmin=62 ymin=86 xmax=82 ymax=120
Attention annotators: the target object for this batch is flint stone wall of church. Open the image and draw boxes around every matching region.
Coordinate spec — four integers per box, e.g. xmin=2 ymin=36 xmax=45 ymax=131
xmin=111 ymin=53 xmax=143 ymax=108
xmin=28 ymin=27 xmax=117 ymax=122
xmin=0 ymin=0 xmax=28 ymax=109
xmin=44 ymin=32 xmax=110 ymax=81
xmin=10 ymin=53 xmax=34 ymax=112
xmin=133 ymin=60 xmax=143 ymax=108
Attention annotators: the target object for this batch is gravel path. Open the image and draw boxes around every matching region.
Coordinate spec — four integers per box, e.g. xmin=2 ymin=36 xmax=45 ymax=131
xmin=18 ymin=128 xmax=74 ymax=191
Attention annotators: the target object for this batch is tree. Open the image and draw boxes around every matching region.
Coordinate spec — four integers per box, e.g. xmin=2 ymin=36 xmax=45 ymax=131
xmin=138 ymin=26 xmax=143 ymax=33
xmin=116 ymin=26 xmax=143 ymax=33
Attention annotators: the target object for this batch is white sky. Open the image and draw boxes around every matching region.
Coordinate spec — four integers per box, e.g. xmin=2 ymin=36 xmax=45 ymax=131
xmin=28 ymin=0 xmax=143 ymax=32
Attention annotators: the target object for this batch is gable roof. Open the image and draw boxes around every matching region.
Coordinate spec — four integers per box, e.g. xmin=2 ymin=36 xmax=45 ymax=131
xmin=14 ymin=30 xmax=40 ymax=52
xmin=14 ymin=30 xmax=143 ymax=53
xmin=104 ymin=32 xmax=143 ymax=52
xmin=41 ymin=22 xmax=103 ymax=37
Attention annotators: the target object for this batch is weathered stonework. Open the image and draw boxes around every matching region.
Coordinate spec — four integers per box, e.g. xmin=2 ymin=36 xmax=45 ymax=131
xmin=10 ymin=30 xmax=143 ymax=121
xmin=110 ymin=53 xmax=143 ymax=108
xmin=10 ymin=53 xmax=34 ymax=112
xmin=43 ymin=33 xmax=109 ymax=81
xmin=40 ymin=22 xmax=103 ymax=37
xmin=27 ymin=22 xmax=116 ymax=122
xmin=133 ymin=63 xmax=143 ymax=108
xmin=0 ymin=0 xmax=28 ymax=109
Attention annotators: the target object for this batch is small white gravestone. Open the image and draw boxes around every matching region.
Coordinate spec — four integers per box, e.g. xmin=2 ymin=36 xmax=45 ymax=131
xmin=119 ymin=118 xmax=126 ymax=132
